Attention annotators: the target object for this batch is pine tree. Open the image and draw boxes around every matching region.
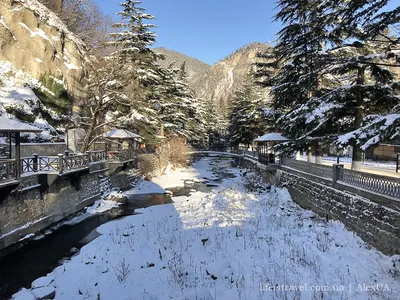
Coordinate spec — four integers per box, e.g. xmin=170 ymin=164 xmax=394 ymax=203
xmin=257 ymin=0 xmax=400 ymax=170
xmin=228 ymin=75 xmax=271 ymax=147
xmin=108 ymin=0 xmax=159 ymax=65
xmin=154 ymin=65 xmax=206 ymax=142
xmin=106 ymin=0 xmax=163 ymax=142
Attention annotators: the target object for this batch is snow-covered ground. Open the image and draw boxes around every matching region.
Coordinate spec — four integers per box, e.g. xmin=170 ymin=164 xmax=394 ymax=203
xmin=13 ymin=157 xmax=400 ymax=300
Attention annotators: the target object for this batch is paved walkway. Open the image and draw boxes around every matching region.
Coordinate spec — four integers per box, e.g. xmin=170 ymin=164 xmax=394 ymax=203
xmin=298 ymin=156 xmax=399 ymax=179
xmin=244 ymin=151 xmax=399 ymax=178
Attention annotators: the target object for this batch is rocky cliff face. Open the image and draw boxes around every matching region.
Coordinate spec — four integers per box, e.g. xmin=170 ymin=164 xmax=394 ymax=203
xmin=154 ymin=47 xmax=212 ymax=94
xmin=0 ymin=0 xmax=88 ymax=103
xmin=0 ymin=0 xmax=89 ymax=139
xmin=156 ymin=43 xmax=273 ymax=110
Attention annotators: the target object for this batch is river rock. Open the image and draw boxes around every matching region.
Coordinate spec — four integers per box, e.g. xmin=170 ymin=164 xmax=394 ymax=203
xmin=12 ymin=289 xmax=35 ymax=300
xmin=31 ymin=287 xmax=55 ymax=300
xmin=31 ymin=276 xmax=54 ymax=289
xmin=107 ymin=191 xmax=128 ymax=204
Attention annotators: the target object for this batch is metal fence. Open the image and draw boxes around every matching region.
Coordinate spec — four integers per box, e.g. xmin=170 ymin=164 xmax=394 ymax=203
xmin=280 ymin=157 xmax=400 ymax=199
xmin=338 ymin=167 xmax=400 ymax=199
xmin=281 ymin=157 xmax=333 ymax=180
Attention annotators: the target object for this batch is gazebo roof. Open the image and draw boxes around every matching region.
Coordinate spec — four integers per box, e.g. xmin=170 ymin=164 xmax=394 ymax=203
xmin=0 ymin=116 xmax=42 ymax=133
xmin=103 ymin=129 xmax=142 ymax=140
xmin=254 ymin=133 xmax=289 ymax=142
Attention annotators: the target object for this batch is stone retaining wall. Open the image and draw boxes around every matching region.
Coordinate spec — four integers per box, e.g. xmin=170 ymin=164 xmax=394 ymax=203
xmin=0 ymin=162 xmax=141 ymax=256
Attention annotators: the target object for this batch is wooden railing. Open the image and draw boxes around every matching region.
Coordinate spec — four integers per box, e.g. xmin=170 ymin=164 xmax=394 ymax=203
xmin=63 ymin=154 xmax=89 ymax=171
xmin=281 ymin=157 xmax=333 ymax=180
xmin=21 ymin=155 xmax=61 ymax=173
xmin=108 ymin=149 xmax=137 ymax=162
xmin=89 ymin=150 xmax=107 ymax=162
xmin=338 ymin=167 xmax=400 ymax=199
xmin=0 ymin=159 xmax=16 ymax=180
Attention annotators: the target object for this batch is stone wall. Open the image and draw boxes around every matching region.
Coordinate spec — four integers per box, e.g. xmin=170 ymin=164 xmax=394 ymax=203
xmin=0 ymin=160 xmax=143 ymax=255
xmin=0 ymin=162 xmax=108 ymax=253
xmin=19 ymin=143 xmax=68 ymax=157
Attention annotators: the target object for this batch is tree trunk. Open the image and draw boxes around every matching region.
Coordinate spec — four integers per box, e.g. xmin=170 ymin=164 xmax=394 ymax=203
xmin=351 ymin=67 xmax=366 ymax=171
xmin=315 ymin=142 xmax=322 ymax=164
xmin=307 ymin=145 xmax=312 ymax=162
xmin=81 ymin=108 xmax=99 ymax=153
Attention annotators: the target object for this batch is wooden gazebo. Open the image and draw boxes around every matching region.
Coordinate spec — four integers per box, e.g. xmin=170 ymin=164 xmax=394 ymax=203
xmin=0 ymin=116 xmax=41 ymax=180
xmin=103 ymin=129 xmax=142 ymax=162
xmin=254 ymin=133 xmax=289 ymax=165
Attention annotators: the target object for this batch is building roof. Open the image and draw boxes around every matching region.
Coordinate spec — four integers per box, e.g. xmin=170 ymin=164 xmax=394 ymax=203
xmin=254 ymin=133 xmax=289 ymax=142
xmin=0 ymin=115 xmax=42 ymax=133
xmin=103 ymin=129 xmax=142 ymax=140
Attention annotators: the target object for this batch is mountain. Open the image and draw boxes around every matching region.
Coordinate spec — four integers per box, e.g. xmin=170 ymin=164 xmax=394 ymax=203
xmin=155 ymin=42 xmax=273 ymax=111
xmin=154 ymin=47 xmax=212 ymax=93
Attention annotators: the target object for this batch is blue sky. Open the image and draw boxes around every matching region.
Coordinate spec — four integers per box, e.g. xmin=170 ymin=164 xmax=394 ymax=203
xmin=95 ymin=0 xmax=280 ymax=65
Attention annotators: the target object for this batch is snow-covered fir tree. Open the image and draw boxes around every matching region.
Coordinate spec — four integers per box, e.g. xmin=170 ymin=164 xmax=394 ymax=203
xmin=154 ymin=64 xmax=205 ymax=142
xmin=104 ymin=0 xmax=164 ymax=142
xmin=257 ymin=0 xmax=400 ymax=170
xmin=228 ymin=74 xmax=272 ymax=147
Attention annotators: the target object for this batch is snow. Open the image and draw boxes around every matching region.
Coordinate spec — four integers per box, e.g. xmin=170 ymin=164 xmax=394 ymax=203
xmin=0 ymin=217 xmax=47 ymax=239
xmin=103 ymin=129 xmax=141 ymax=139
xmin=31 ymin=287 xmax=55 ymax=299
xmin=298 ymin=155 xmax=397 ymax=170
xmin=18 ymin=22 xmax=53 ymax=45
xmin=0 ymin=72 xmax=62 ymax=139
xmin=14 ymin=0 xmax=85 ymax=47
xmin=31 ymin=276 xmax=54 ymax=289
xmin=254 ymin=132 xmax=289 ymax=142
xmin=18 ymin=233 xmax=35 ymax=242
xmin=337 ymin=114 xmax=400 ymax=150
xmin=85 ymin=199 xmax=119 ymax=214
xmin=0 ymin=61 xmax=37 ymax=87
xmin=63 ymin=61 xmax=79 ymax=70
xmin=152 ymin=158 xmax=218 ymax=188
xmin=124 ymin=181 xmax=166 ymax=195
xmin=12 ymin=157 xmax=400 ymax=300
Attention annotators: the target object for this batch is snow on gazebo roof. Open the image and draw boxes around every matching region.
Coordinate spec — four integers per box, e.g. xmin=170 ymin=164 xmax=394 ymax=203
xmin=254 ymin=133 xmax=289 ymax=142
xmin=103 ymin=129 xmax=142 ymax=140
xmin=0 ymin=115 xmax=42 ymax=133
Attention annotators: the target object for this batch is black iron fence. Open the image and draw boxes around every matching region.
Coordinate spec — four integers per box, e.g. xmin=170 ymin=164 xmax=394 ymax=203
xmin=280 ymin=157 xmax=400 ymax=199
xmin=280 ymin=157 xmax=333 ymax=180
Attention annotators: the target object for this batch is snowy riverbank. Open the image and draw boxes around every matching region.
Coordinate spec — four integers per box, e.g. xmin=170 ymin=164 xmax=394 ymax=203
xmin=13 ymin=157 xmax=400 ymax=300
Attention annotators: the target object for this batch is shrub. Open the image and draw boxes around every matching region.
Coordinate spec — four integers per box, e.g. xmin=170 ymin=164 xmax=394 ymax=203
xmin=169 ymin=138 xmax=192 ymax=168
